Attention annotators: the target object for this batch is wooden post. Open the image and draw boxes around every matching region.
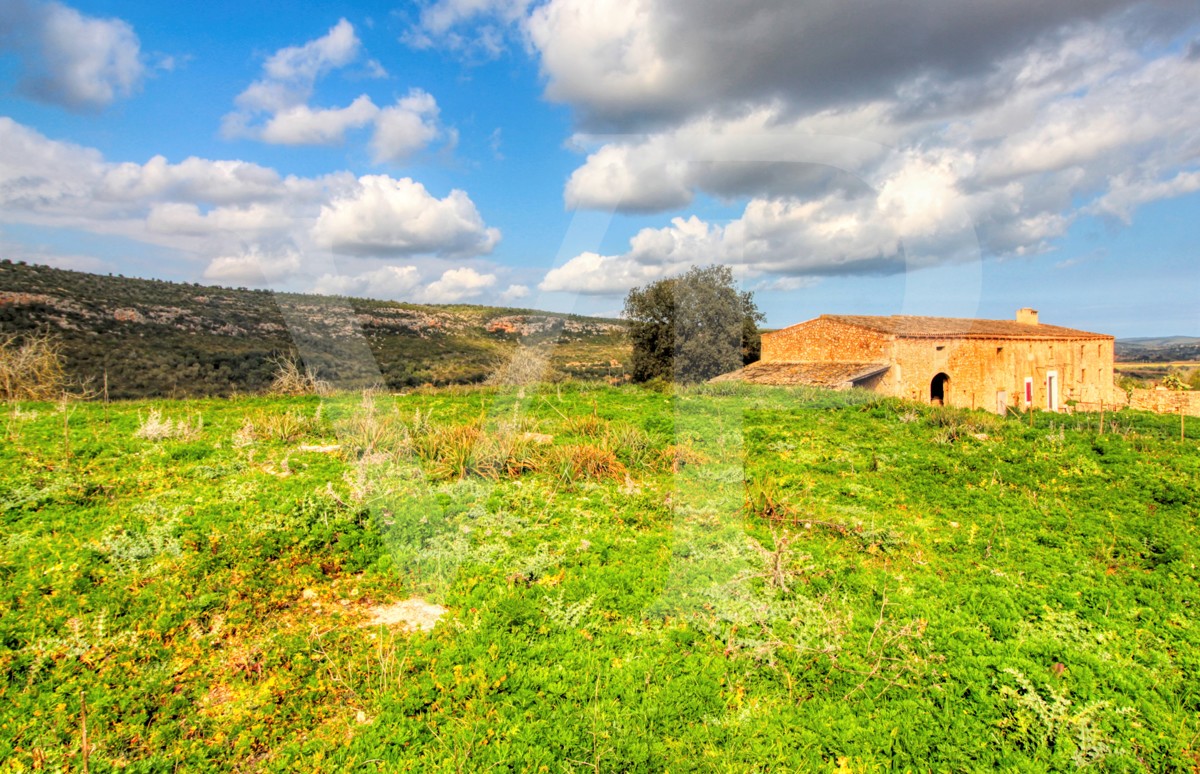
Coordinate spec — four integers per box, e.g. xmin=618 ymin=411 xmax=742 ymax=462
xmin=1098 ymin=399 xmax=1104 ymax=436
xmin=81 ymin=691 xmax=89 ymax=774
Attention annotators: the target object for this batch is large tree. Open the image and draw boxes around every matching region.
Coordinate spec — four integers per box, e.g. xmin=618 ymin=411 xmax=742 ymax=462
xmin=623 ymin=265 xmax=764 ymax=384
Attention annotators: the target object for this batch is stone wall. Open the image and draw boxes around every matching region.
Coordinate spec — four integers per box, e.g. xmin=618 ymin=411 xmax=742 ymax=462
xmin=1119 ymin=388 xmax=1200 ymax=417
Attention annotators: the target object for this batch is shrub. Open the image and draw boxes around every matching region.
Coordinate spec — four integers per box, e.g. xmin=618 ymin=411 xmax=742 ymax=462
xmin=267 ymin=354 xmax=331 ymax=396
xmin=0 ymin=332 xmax=66 ymax=402
xmin=485 ymin=344 xmax=561 ymax=386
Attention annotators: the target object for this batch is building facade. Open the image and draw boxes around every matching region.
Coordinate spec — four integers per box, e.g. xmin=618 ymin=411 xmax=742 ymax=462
xmin=718 ymin=309 xmax=1115 ymax=413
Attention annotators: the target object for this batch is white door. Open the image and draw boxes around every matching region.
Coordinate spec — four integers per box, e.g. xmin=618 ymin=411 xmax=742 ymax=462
xmin=1046 ymin=372 xmax=1059 ymax=412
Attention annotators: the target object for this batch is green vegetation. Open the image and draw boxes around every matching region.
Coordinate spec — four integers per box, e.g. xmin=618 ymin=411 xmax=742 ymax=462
xmin=2 ymin=384 xmax=1198 ymax=770
xmin=0 ymin=261 xmax=629 ymax=399
xmin=624 ymin=264 xmax=762 ymax=383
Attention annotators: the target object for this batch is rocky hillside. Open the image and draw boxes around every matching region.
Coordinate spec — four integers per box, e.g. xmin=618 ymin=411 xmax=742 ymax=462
xmin=0 ymin=261 xmax=628 ymax=398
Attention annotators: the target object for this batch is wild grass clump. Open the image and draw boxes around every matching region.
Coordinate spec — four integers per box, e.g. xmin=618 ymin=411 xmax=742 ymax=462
xmin=245 ymin=408 xmax=323 ymax=443
xmin=551 ymin=443 xmax=627 ymax=484
xmin=135 ymin=408 xmax=203 ymax=441
xmin=414 ymin=421 xmax=545 ymax=480
xmin=0 ymin=332 xmax=66 ymax=402
xmin=267 ymin=354 xmax=331 ymax=396
xmin=335 ymin=392 xmax=406 ymax=458
xmin=563 ymin=413 xmax=609 ymax=438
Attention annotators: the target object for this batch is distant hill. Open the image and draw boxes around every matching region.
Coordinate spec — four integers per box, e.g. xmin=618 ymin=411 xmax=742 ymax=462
xmin=1116 ymin=336 xmax=1200 ymax=363
xmin=0 ymin=261 xmax=628 ymax=399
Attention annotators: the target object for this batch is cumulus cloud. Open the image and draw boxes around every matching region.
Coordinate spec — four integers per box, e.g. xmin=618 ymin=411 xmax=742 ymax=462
xmin=499 ymin=283 xmax=530 ymax=301
xmin=0 ymin=0 xmax=146 ymax=110
xmin=370 ymin=90 xmax=443 ymax=162
xmin=203 ymin=248 xmax=303 ymax=284
xmin=312 ymin=265 xmax=422 ymax=297
xmin=0 ymin=117 xmax=502 ymax=297
xmin=547 ymin=18 xmax=1200 ymax=291
xmin=232 ymin=18 xmax=360 ymax=115
xmin=223 ymin=20 xmax=449 ymax=157
xmin=422 ymin=267 xmax=497 ymax=302
xmin=409 ymin=0 xmax=1200 ymax=293
xmin=312 ymin=175 xmax=500 ymax=258
xmin=311 ymin=264 xmax=497 ymax=302
xmin=259 ymin=95 xmax=380 ymax=146
xmin=527 ymin=0 xmax=1196 ymax=131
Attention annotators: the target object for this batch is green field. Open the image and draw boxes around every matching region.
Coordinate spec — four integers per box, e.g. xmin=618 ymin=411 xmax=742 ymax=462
xmin=2 ymin=384 xmax=1198 ymax=771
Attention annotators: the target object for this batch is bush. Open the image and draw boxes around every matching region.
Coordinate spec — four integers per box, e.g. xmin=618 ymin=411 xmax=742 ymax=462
xmin=623 ymin=264 xmax=763 ymax=384
xmin=267 ymin=354 xmax=331 ymax=396
xmin=0 ymin=332 xmax=66 ymax=402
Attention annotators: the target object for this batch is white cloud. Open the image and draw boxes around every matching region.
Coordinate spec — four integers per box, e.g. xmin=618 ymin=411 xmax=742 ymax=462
xmin=232 ymin=18 xmax=360 ymax=115
xmin=309 ymin=264 xmax=499 ymax=303
xmin=312 ymin=175 xmax=500 ymax=258
xmin=1086 ymin=170 xmax=1200 ymax=223
xmin=223 ymin=19 xmax=375 ymax=146
xmin=145 ymin=202 xmax=293 ymax=237
xmin=499 ymin=283 xmax=530 ymax=301
xmin=371 ymin=89 xmax=443 ymax=162
xmin=0 ymin=0 xmax=146 ymax=110
xmin=0 ymin=118 xmax=501 ymax=294
xmin=312 ymin=265 xmax=423 ymax=297
xmin=402 ymin=0 xmax=531 ymax=58
xmin=540 ymin=250 xmax=676 ymax=294
xmin=554 ymin=24 xmax=1200 ymax=279
xmin=222 ymin=20 xmax=449 ymax=157
xmin=260 ymin=95 xmax=380 ymax=146
xmin=422 ymin=267 xmax=497 ymax=302
xmin=203 ymin=248 xmax=303 ymax=284
xmin=542 ymin=151 xmax=987 ymax=295
xmin=406 ymin=0 xmax=1199 ymax=290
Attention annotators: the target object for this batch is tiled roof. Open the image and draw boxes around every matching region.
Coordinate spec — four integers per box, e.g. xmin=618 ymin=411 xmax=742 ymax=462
xmin=819 ymin=315 xmax=1112 ymax=340
xmin=710 ymin=361 xmax=890 ymax=387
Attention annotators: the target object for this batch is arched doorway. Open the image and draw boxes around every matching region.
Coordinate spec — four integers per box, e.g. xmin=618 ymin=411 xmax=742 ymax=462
xmin=930 ymin=373 xmax=950 ymax=405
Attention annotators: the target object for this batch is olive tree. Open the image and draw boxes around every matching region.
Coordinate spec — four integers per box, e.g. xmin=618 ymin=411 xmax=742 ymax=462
xmin=623 ymin=265 xmax=763 ymax=384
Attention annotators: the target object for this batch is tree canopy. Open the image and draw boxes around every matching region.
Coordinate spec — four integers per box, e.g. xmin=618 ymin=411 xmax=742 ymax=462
xmin=623 ymin=265 xmax=764 ymax=384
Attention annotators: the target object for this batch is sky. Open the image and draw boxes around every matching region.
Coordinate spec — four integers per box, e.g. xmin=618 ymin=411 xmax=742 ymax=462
xmin=0 ymin=0 xmax=1198 ymax=336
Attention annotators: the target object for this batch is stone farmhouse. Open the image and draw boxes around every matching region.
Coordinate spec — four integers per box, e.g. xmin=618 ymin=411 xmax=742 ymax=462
xmin=714 ymin=309 xmax=1115 ymax=414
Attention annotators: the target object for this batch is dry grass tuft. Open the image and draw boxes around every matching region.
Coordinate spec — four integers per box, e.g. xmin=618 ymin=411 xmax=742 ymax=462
xmin=486 ymin=345 xmax=560 ymax=386
xmin=0 ymin=332 xmax=66 ymax=402
xmin=268 ymin=354 xmax=332 ymax=396
xmin=659 ymin=443 xmax=710 ymax=472
xmin=135 ymin=408 xmax=203 ymax=441
xmin=552 ymin=443 xmax=628 ymax=483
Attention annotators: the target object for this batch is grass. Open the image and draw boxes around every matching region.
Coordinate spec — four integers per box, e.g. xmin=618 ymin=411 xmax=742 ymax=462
xmin=1 ymin=383 xmax=1198 ymax=771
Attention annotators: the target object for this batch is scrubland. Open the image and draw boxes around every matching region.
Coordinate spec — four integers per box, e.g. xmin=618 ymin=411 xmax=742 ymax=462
xmin=1 ymin=384 xmax=1198 ymax=771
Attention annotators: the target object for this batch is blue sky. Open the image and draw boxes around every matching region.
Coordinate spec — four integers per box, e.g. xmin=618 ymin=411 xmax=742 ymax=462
xmin=1 ymin=0 xmax=1198 ymax=336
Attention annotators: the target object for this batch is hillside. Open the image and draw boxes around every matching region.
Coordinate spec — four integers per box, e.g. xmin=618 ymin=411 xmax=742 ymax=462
xmin=1116 ymin=336 xmax=1200 ymax=363
xmin=1 ymin=384 xmax=1197 ymax=769
xmin=0 ymin=261 xmax=628 ymax=398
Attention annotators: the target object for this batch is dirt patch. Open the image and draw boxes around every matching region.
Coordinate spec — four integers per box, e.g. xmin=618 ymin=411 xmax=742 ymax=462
xmin=361 ymin=598 xmax=446 ymax=632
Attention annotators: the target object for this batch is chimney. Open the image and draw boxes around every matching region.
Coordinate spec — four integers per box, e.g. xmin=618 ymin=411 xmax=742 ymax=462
xmin=1016 ymin=308 xmax=1039 ymax=325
